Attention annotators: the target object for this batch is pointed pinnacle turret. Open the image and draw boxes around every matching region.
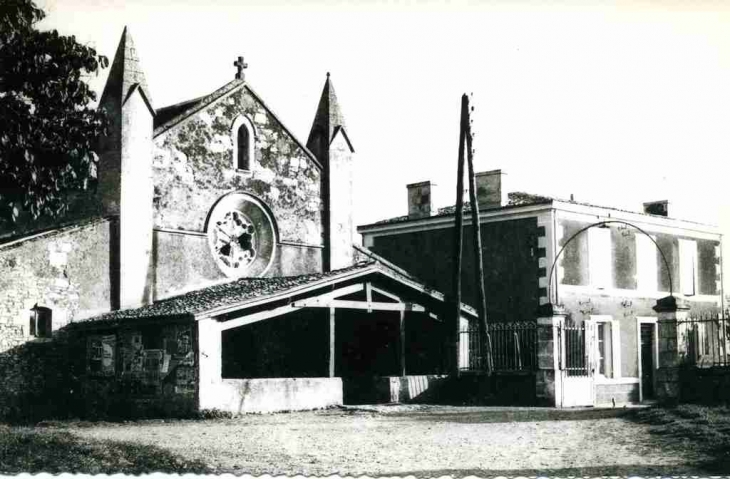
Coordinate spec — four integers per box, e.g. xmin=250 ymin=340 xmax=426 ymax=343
xmin=100 ymin=26 xmax=154 ymax=110
xmin=307 ymin=72 xmax=348 ymax=153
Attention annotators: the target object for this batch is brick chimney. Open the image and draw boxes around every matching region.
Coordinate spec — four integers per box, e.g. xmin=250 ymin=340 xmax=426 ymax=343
xmin=475 ymin=169 xmax=508 ymax=209
xmin=643 ymin=200 xmax=669 ymax=217
xmin=407 ymin=181 xmax=437 ymax=219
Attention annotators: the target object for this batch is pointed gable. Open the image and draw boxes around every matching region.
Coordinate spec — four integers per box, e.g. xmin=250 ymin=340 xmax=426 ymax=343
xmin=306 ymin=73 xmax=353 ymax=159
xmin=99 ymin=26 xmax=154 ymax=112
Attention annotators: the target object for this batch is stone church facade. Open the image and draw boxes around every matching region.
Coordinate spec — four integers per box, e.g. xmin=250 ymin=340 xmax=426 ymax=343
xmin=0 ymin=28 xmax=466 ymax=419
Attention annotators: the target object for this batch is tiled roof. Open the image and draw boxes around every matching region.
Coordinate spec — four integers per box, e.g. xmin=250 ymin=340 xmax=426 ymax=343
xmin=75 ymin=262 xmax=377 ymax=325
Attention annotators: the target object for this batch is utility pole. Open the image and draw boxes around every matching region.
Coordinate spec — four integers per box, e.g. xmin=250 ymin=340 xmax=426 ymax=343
xmin=451 ymin=93 xmax=493 ymax=375
xmin=450 ymin=95 xmax=468 ymax=376
xmin=464 ymin=95 xmax=493 ymax=373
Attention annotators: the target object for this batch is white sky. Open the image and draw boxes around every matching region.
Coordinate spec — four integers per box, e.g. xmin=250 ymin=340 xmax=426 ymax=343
xmin=38 ymin=0 xmax=730 ymax=285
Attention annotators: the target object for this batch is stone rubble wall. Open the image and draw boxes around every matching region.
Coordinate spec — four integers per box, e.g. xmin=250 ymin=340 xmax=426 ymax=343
xmin=152 ymin=86 xmax=323 ymax=247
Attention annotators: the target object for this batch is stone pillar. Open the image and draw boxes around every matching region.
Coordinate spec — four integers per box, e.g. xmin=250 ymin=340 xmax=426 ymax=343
xmin=536 ymin=304 xmax=566 ymax=407
xmin=653 ymin=295 xmax=690 ymax=402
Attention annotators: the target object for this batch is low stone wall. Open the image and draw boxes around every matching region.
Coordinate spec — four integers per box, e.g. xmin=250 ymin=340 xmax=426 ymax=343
xmin=595 ymin=381 xmax=639 ymax=406
xmin=213 ymin=377 xmax=343 ymax=414
xmin=0 ymin=334 xmax=76 ymax=421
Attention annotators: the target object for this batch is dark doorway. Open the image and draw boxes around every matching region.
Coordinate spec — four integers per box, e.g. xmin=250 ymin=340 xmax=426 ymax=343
xmin=640 ymin=323 xmax=655 ymax=400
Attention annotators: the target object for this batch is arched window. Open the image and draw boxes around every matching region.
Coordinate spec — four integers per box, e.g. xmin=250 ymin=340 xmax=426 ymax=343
xmin=231 ymin=115 xmax=255 ymax=172
xmin=237 ymin=124 xmax=250 ymax=170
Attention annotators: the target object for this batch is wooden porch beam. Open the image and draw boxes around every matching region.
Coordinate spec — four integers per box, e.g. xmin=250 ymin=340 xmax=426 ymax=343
xmin=292 ymin=299 xmax=425 ymax=312
xmin=311 ymin=282 xmax=365 ymax=303
xmin=370 ymin=285 xmax=401 ymax=302
xmin=218 ymin=303 xmax=298 ymax=331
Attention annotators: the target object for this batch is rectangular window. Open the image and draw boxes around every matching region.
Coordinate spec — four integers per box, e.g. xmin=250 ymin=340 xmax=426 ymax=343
xmin=559 ymin=221 xmax=589 ymax=286
xmin=590 ymin=316 xmax=620 ymax=379
xmin=636 ymin=234 xmax=658 ymax=292
xmin=589 ymin=227 xmax=612 ymax=289
xmin=597 ymin=323 xmax=611 ymax=377
xmin=679 ymin=239 xmax=698 ymax=296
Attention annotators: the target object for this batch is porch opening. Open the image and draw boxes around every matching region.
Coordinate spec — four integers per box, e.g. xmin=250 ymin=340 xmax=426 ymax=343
xmin=222 ymin=308 xmax=329 ymax=378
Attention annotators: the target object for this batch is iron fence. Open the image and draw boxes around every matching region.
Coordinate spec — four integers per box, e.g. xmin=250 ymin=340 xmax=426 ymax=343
xmin=459 ymin=321 xmax=538 ymax=372
xmin=560 ymin=323 xmax=590 ymax=376
xmin=677 ymin=310 xmax=730 ymax=368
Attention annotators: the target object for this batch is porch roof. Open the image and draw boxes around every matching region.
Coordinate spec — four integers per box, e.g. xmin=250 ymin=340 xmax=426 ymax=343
xmin=74 ymin=259 xmax=476 ymax=327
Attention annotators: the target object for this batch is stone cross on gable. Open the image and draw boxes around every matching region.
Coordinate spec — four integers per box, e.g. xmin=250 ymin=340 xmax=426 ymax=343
xmin=233 ymin=56 xmax=248 ymax=80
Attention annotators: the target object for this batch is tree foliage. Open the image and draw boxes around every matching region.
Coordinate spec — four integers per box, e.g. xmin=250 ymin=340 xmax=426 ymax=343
xmin=0 ymin=0 xmax=108 ymax=223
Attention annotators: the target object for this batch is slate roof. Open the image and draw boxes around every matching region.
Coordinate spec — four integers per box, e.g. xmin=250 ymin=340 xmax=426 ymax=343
xmin=72 ymin=258 xmax=471 ymax=327
xmin=359 ymin=191 xmax=715 ymax=229
xmin=152 ymin=80 xmax=243 ymax=137
xmin=360 ymin=192 xmax=553 ymax=227
xmin=153 ymin=95 xmax=206 ymax=131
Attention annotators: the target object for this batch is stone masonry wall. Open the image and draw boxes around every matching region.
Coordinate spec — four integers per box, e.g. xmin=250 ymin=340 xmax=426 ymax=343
xmin=77 ymin=321 xmax=197 ymax=418
xmin=0 ymin=219 xmax=114 ymax=420
xmin=152 ymin=85 xmax=323 ymax=247
xmin=0 ymin=218 xmax=113 ymax=344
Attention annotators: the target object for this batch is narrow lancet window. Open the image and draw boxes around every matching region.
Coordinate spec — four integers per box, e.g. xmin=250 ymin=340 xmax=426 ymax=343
xmin=237 ymin=124 xmax=250 ymax=170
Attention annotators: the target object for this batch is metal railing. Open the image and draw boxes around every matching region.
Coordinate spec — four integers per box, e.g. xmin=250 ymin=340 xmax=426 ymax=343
xmin=560 ymin=323 xmax=590 ymax=377
xmin=459 ymin=321 xmax=538 ymax=372
xmin=678 ymin=311 xmax=730 ymax=368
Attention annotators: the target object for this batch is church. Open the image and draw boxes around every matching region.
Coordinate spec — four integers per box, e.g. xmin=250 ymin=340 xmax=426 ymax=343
xmin=0 ymin=28 xmax=472 ymax=418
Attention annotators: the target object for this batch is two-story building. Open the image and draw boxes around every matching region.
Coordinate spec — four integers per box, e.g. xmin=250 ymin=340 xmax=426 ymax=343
xmin=358 ymin=170 xmax=723 ymax=406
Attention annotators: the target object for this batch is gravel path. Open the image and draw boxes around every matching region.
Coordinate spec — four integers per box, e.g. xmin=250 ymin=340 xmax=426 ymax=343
xmin=60 ymin=405 xmax=711 ymax=476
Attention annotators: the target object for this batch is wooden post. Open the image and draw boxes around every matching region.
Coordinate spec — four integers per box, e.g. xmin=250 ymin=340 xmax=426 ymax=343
xmin=329 ymin=307 xmax=335 ymax=377
xmin=399 ymin=310 xmax=406 ymax=376
xmin=450 ymin=94 xmax=469 ymax=376
xmin=464 ymin=96 xmax=493 ymax=373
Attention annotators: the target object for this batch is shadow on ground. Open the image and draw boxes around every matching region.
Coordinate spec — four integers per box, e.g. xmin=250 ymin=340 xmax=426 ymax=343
xmin=345 ymin=405 xmax=635 ymax=423
xmin=376 ymin=464 xmax=716 ymax=477
xmin=624 ymin=405 xmax=730 ymax=474
xmin=0 ymin=425 xmax=208 ymax=474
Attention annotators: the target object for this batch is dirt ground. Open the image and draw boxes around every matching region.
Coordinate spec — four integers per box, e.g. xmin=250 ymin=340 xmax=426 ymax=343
xmin=40 ymin=404 xmax=715 ymax=476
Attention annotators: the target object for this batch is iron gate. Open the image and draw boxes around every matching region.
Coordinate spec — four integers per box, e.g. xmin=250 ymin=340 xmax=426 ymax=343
xmin=559 ymin=321 xmax=595 ymax=406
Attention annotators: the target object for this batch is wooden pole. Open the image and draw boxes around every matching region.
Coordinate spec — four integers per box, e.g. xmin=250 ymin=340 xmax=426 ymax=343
xmin=329 ymin=307 xmax=335 ymax=377
xmin=450 ymin=94 xmax=468 ymax=376
xmin=464 ymin=96 xmax=493 ymax=374
xmin=399 ymin=310 xmax=406 ymax=376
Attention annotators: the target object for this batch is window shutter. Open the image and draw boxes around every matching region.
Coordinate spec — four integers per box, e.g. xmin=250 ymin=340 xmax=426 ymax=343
xmin=679 ymin=239 xmax=697 ymax=296
xmin=589 ymin=228 xmax=612 ymax=289
xmin=636 ymin=234 xmax=658 ymax=292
